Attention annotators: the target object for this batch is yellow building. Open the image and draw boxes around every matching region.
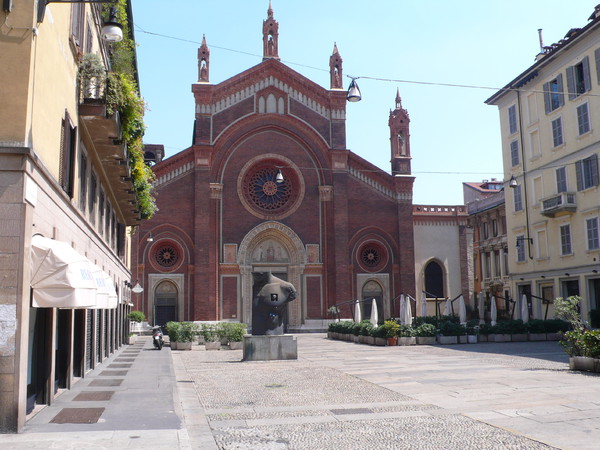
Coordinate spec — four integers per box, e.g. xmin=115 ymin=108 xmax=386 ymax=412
xmin=486 ymin=6 xmax=600 ymax=322
xmin=0 ymin=1 xmax=144 ymax=432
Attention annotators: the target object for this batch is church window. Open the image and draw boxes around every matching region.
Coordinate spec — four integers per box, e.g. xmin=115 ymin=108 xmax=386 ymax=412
xmin=424 ymin=261 xmax=444 ymax=298
xmin=239 ymin=157 xmax=303 ymax=220
xmin=357 ymin=242 xmax=387 ymax=272
xmin=155 ymin=244 xmax=180 ymax=268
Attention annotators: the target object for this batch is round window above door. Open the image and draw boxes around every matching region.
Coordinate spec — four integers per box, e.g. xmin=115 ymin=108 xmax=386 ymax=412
xmin=237 ymin=154 xmax=305 ymax=220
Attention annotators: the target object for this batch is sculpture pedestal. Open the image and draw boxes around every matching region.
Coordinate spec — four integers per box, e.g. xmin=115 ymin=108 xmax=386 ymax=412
xmin=242 ymin=334 xmax=297 ymax=361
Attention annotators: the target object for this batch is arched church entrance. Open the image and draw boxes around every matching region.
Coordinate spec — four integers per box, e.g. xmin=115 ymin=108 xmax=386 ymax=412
xmin=361 ymin=280 xmax=383 ymax=321
xmin=154 ymin=280 xmax=178 ymax=328
xmin=238 ymin=222 xmax=306 ymax=331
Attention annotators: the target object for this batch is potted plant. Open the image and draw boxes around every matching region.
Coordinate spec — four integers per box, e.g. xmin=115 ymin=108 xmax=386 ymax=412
xmin=382 ymin=320 xmax=400 ymax=346
xmin=126 ymin=332 xmax=136 ymax=345
xmin=526 ymin=319 xmax=548 ymax=341
xmin=357 ymin=320 xmax=373 ymax=344
xmin=415 ymin=323 xmax=436 ymax=345
xmin=327 ymin=306 xmax=340 ymax=324
xmin=225 ymin=323 xmax=246 ymax=350
xmin=555 ymin=296 xmax=600 ymax=373
xmin=370 ymin=325 xmax=388 ymax=346
xmin=437 ymin=321 xmax=465 ymax=344
xmin=165 ymin=321 xmax=181 ymax=350
xmin=201 ymin=323 xmax=221 ymax=350
xmin=177 ymin=322 xmax=200 ymax=350
xmin=127 ymin=310 xmax=145 ymax=338
xmin=477 ymin=323 xmax=493 ymax=342
xmin=466 ymin=320 xmax=479 ymax=344
xmin=398 ymin=324 xmax=416 ymax=346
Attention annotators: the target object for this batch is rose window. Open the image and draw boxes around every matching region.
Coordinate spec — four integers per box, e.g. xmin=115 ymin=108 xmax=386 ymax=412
xmin=358 ymin=242 xmax=387 ymax=272
xmin=155 ymin=245 xmax=179 ymax=268
xmin=245 ymin=167 xmax=292 ymax=211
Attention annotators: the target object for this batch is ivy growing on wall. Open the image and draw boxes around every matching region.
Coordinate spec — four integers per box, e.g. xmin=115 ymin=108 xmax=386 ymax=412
xmin=102 ymin=0 xmax=157 ymax=220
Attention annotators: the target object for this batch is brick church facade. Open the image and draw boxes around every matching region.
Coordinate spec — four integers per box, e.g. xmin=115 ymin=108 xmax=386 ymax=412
xmin=134 ymin=5 xmax=469 ymax=330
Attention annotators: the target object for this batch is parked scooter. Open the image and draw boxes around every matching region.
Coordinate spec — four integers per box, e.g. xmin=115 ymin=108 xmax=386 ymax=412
xmin=152 ymin=326 xmax=164 ymax=350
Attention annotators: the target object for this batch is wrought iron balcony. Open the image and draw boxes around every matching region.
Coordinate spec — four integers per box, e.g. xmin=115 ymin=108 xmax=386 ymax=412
xmin=541 ymin=192 xmax=576 ymax=217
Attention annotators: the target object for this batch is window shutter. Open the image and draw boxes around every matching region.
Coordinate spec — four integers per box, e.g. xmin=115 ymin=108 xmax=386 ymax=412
xmin=543 ymin=82 xmax=551 ymax=114
xmin=591 ymin=154 xmax=599 ymax=187
xmin=596 ymin=48 xmax=600 ymax=84
xmin=566 ymin=66 xmax=576 ymax=100
xmin=557 ymin=74 xmax=565 ymax=107
xmin=575 ymin=160 xmax=584 ymax=191
xmin=582 ymin=56 xmax=591 ymax=92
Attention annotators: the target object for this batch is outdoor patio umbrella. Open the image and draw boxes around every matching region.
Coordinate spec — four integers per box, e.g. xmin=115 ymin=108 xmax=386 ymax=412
xmin=458 ymin=295 xmax=467 ymax=324
xmin=399 ymin=294 xmax=406 ymax=324
xmin=420 ymin=291 xmax=428 ymax=317
xmin=404 ymin=295 xmax=413 ymax=327
xmin=521 ymin=294 xmax=530 ymax=324
xmin=444 ymin=298 xmax=452 ymax=316
xmin=478 ymin=291 xmax=485 ymax=324
xmin=370 ymin=298 xmax=378 ymax=327
xmin=354 ymin=299 xmax=362 ymax=323
xmin=491 ymin=295 xmax=497 ymax=326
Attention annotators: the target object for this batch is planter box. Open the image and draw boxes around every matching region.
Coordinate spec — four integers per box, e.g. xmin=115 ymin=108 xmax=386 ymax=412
xmin=170 ymin=341 xmax=178 ymax=350
xmin=438 ymin=336 xmax=458 ymax=345
xmin=477 ymin=335 xmax=489 ymax=343
xmin=353 ymin=335 xmax=359 ymax=343
xmin=528 ymin=333 xmax=547 ymax=341
xmin=490 ymin=334 xmax=510 ymax=343
xmin=569 ymin=356 xmax=600 ymax=373
xmin=228 ymin=341 xmax=243 ymax=350
xmin=458 ymin=335 xmax=468 ymax=344
xmin=511 ymin=333 xmax=528 ymax=342
xmin=178 ymin=341 xmax=193 ymax=351
xmin=399 ymin=337 xmax=417 ymax=346
xmin=204 ymin=341 xmax=221 ymax=351
xmin=374 ymin=337 xmax=387 ymax=346
xmin=547 ymin=332 xmax=564 ymax=341
xmin=467 ymin=335 xmax=478 ymax=344
xmin=416 ymin=336 xmax=436 ymax=345
xmin=126 ymin=335 xmax=136 ymax=345
xmin=365 ymin=336 xmax=375 ymax=345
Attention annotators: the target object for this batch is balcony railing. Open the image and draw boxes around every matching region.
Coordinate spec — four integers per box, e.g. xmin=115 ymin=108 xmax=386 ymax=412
xmin=541 ymin=192 xmax=576 ymax=217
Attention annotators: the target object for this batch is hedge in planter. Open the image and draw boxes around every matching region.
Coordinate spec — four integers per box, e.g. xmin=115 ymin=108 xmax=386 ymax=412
xmin=415 ymin=324 xmax=436 ymax=345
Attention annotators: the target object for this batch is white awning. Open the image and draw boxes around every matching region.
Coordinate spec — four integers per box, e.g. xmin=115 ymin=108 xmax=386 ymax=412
xmin=90 ymin=265 xmax=118 ymax=309
xmin=30 ymin=235 xmax=97 ymax=308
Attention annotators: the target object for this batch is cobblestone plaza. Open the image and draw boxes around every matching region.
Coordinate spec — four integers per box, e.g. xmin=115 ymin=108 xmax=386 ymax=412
xmin=2 ymin=334 xmax=599 ymax=449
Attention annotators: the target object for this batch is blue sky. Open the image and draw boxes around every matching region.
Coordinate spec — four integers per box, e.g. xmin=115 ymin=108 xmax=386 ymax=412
xmin=131 ymin=1 xmax=596 ymax=205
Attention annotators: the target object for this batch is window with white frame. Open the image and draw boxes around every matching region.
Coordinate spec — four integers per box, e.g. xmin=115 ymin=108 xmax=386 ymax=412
xmin=566 ymin=56 xmax=591 ymax=99
xmin=508 ymin=105 xmax=518 ymax=134
xmin=587 ymin=217 xmax=599 ymax=250
xmin=536 ymin=229 xmax=548 ymax=259
xmin=529 ymin=129 xmax=540 ymax=159
xmin=560 ymin=224 xmax=572 ymax=255
xmin=516 ymin=234 xmax=526 ymax=262
xmin=577 ymin=103 xmax=590 ymax=135
xmin=576 ymin=154 xmax=599 ymax=191
xmin=513 ymin=184 xmax=523 ymax=211
xmin=551 ymin=117 xmax=563 ymax=147
xmin=510 ymin=140 xmax=520 ymax=166
xmin=543 ymin=75 xmax=564 ymax=113
xmin=556 ymin=166 xmax=567 ymax=193
xmin=526 ymin=93 xmax=538 ymax=124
